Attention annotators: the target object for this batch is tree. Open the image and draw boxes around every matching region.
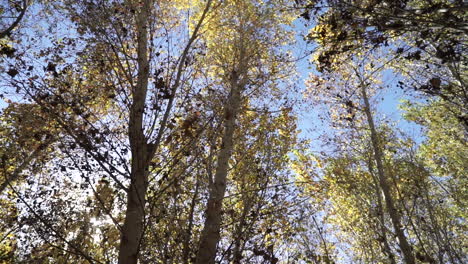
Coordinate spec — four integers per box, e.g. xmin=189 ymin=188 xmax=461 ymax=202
xmin=358 ymin=71 xmax=415 ymax=264
xmin=0 ymin=0 xmax=465 ymax=263
xmin=194 ymin=0 xmax=295 ymax=262
xmin=116 ymin=1 xmax=211 ymax=262
xmin=402 ymin=99 xmax=467 ymax=263
xmin=305 ymin=52 xmax=418 ymax=262
xmin=301 ymin=0 xmax=467 ymax=129
xmin=3 ymin=0 xmax=214 ymax=262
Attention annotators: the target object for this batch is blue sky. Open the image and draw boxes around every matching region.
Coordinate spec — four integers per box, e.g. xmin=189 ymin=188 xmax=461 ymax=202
xmin=290 ymin=19 xmax=425 ymax=151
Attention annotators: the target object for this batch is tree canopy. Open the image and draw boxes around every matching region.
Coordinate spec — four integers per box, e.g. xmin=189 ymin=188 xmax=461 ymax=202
xmin=0 ymin=0 xmax=466 ymax=263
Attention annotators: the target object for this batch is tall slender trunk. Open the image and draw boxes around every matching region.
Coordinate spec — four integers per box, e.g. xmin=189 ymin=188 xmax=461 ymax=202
xmin=195 ymin=73 xmax=243 ymax=264
xmin=368 ymin=158 xmax=396 ymax=264
xmin=232 ymin=198 xmax=252 ymax=264
xmin=360 ymin=84 xmax=415 ymax=264
xmin=182 ymin=176 xmax=200 ymax=264
xmin=115 ymin=1 xmax=213 ymax=262
xmin=118 ymin=1 xmax=151 ymax=263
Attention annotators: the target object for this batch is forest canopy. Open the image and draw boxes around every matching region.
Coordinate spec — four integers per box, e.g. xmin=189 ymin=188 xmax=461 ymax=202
xmin=0 ymin=0 xmax=466 ymax=263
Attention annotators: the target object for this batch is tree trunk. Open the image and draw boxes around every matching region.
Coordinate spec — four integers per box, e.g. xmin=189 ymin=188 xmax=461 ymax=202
xmin=118 ymin=1 xmax=151 ymax=263
xmin=368 ymin=158 xmax=396 ymax=264
xmin=182 ymin=175 xmax=200 ymax=264
xmin=195 ymin=74 xmax=243 ymax=264
xmin=232 ymin=198 xmax=252 ymax=264
xmin=360 ymin=84 xmax=415 ymax=264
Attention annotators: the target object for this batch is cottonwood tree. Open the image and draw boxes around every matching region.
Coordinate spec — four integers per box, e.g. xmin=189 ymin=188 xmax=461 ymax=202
xmin=2 ymin=0 xmax=214 ymax=262
xmin=303 ymin=46 xmax=467 ymax=263
xmin=300 ymin=0 xmax=467 ymax=130
xmin=402 ymin=100 xmax=467 ymax=263
xmin=220 ymin=107 xmax=300 ymax=264
xmin=192 ymin=0 xmax=296 ymax=263
xmin=305 ymin=53 xmax=416 ymax=263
